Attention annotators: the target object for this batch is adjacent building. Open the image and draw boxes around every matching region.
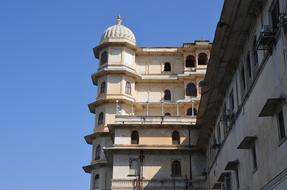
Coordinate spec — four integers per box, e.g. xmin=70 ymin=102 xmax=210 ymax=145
xmin=197 ymin=0 xmax=287 ymax=189
xmin=83 ymin=16 xmax=211 ymax=190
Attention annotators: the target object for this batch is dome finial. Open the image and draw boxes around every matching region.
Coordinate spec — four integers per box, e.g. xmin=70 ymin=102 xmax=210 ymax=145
xmin=116 ymin=15 xmax=122 ymax=25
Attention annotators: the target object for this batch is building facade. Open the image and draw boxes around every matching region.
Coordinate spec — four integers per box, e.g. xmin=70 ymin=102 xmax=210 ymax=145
xmin=197 ymin=0 xmax=287 ymax=189
xmin=83 ymin=16 xmax=211 ymax=190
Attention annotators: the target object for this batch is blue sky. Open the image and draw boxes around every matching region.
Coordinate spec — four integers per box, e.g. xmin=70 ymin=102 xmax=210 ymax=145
xmin=0 ymin=0 xmax=223 ymax=189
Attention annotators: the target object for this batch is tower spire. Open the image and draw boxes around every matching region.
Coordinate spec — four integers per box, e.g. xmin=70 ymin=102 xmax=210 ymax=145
xmin=116 ymin=15 xmax=122 ymax=25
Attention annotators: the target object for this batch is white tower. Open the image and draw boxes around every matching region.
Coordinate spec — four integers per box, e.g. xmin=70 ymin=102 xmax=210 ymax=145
xmin=83 ymin=16 xmax=138 ymax=190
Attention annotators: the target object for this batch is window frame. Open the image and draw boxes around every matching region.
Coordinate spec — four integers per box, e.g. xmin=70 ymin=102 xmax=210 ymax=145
xmin=95 ymin=145 xmax=101 ymax=160
xmin=100 ymin=82 xmax=106 ymax=94
xmin=100 ymin=51 xmax=108 ymax=65
xmin=94 ymin=174 xmax=100 ymax=188
xmin=98 ymin=112 xmax=104 ymax=125
xmin=131 ymin=131 xmax=139 ymax=144
xmin=171 ymin=160 xmax=181 ymax=177
xmin=164 ymin=89 xmax=171 ymax=101
xmin=129 ymin=158 xmax=139 ymax=176
xmin=246 ymin=52 xmax=252 ymax=79
xmin=125 ymin=81 xmax=132 ymax=95
xmin=172 ymin=130 xmax=180 ymax=145
xmin=185 ymin=55 xmax=195 ymax=67
xmin=163 ymin=62 xmax=171 ymax=72
xmin=229 ymin=89 xmax=234 ymax=111
xmin=240 ymin=66 xmax=246 ymax=92
xmin=198 ymin=53 xmax=208 ymax=65
xmin=251 ymin=144 xmax=258 ymax=172
xmin=277 ymin=109 xmax=286 ymax=143
xmin=186 ymin=82 xmax=197 ymax=97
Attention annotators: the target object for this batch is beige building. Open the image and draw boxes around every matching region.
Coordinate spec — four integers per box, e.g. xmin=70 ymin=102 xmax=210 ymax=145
xmin=197 ymin=0 xmax=287 ymax=189
xmin=83 ymin=16 xmax=211 ymax=190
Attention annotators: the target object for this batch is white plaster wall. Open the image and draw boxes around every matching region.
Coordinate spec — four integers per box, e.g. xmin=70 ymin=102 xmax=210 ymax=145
xmin=114 ymin=127 xmax=199 ymax=146
xmin=112 ymin=153 xmax=191 ymax=179
xmin=124 ymin=48 xmax=135 ymax=70
xmin=135 ymin=55 xmax=183 ymax=75
xmin=106 ymin=75 xmax=122 ymax=95
xmin=207 ymin=1 xmax=287 ymax=189
xmin=109 ymin=47 xmax=122 ymax=64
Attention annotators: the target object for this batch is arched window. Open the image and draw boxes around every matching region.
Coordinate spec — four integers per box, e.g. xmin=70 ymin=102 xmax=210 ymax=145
xmin=95 ymin=145 xmax=101 ymax=160
xmin=131 ymin=131 xmax=139 ymax=144
xmin=187 ymin=107 xmax=197 ymax=116
xmin=125 ymin=81 xmax=131 ymax=94
xmin=164 ymin=89 xmax=171 ymax=101
xmin=100 ymin=82 xmax=106 ymax=94
xmin=186 ymin=55 xmax=195 ymax=67
xmin=186 ymin=83 xmax=197 ymax=97
xmin=171 ymin=160 xmax=181 ymax=177
xmin=98 ymin=112 xmax=104 ymax=125
xmin=165 ymin=113 xmax=171 ymax=116
xmin=172 ymin=131 xmax=180 ymax=145
xmin=100 ymin=51 xmax=108 ymax=65
xmin=94 ymin=174 xmax=100 ymax=188
xmin=198 ymin=53 xmax=208 ymax=65
xmin=164 ymin=62 xmax=171 ymax=72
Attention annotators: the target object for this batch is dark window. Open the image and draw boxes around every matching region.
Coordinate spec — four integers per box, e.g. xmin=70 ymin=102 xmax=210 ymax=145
xmin=217 ymin=125 xmax=221 ymax=144
xmin=186 ymin=55 xmax=195 ymax=67
xmin=187 ymin=107 xmax=197 ymax=116
xmin=125 ymin=81 xmax=131 ymax=94
xmin=277 ymin=110 xmax=286 ymax=141
xmin=171 ymin=160 xmax=181 ymax=177
xmin=246 ymin=52 xmax=252 ymax=78
xmin=172 ymin=131 xmax=180 ymax=145
xmin=225 ymin=174 xmax=232 ymax=190
xmin=129 ymin=159 xmax=139 ymax=176
xmin=241 ymin=67 xmax=246 ymax=90
xmin=271 ymin=0 xmax=280 ymax=32
xmin=235 ymin=168 xmax=240 ymax=188
xmin=131 ymin=131 xmax=139 ymax=144
xmin=100 ymin=82 xmax=106 ymax=94
xmin=94 ymin=174 xmax=100 ymax=188
xmin=198 ymin=53 xmax=208 ymax=65
xmin=95 ymin=145 xmax=101 ymax=160
xmin=164 ymin=89 xmax=171 ymax=101
xmin=164 ymin=62 xmax=171 ymax=72
xmin=98 ymin=112 xmax=104 ymax=125
xmin=165 ymin=113 xmax=171 ymax=116
xmin=186 ymin=83 xmax=197 ymax=97
xmin=100 ymin=51 xmax=108 ymax=65
xmin=251 ymin=145 xmax=258 ymax=171
xmin=252 ymin=36 xmax=258 ymax=68
xmin=229 ymin=90 xmax=234 ymax=111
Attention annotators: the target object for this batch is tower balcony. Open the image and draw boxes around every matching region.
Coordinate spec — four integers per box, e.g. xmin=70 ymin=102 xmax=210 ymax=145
xmin=114 ymin=115 xmax=196 ymax=125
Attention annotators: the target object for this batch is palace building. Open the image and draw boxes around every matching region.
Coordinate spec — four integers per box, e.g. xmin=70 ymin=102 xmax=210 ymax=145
xmin=83 ymin=16 xmax=211 ymax=190
xmin=83 ymin=0 xmax=287 ymax=189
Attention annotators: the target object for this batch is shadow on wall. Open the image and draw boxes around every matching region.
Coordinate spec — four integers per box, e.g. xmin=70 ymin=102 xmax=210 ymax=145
xmin=112 ymin=150 xmax=206 ymax=190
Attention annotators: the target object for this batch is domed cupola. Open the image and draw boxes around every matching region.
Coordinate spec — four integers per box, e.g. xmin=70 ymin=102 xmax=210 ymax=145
xmin=100 ymin=16 xmax=136 ymax=46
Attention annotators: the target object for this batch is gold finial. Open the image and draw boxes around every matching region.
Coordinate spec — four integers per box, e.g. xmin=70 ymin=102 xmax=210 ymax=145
xmin=116 ymin=15 xmax=122 ymax=25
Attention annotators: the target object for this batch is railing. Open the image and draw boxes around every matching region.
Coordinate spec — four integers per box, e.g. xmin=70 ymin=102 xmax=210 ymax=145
xmin=112 ymin=176 xmax=206 ymax=189
xmin=115 ymin=115 xmax=196 ymax=125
